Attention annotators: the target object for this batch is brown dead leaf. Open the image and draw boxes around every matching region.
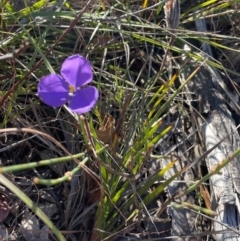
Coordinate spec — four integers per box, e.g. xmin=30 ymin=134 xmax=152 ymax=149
xmin=199 ymin=185 xmax=211 ymax=209
xmin=0 ymin=194 xmax=9 ymax=223
xmin=96 ymin=113 xmax=115 ymax=144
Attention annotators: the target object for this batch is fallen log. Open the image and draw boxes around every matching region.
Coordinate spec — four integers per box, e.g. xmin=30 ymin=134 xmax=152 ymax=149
xmin=184 ymin=17 xmax=240 ymax=241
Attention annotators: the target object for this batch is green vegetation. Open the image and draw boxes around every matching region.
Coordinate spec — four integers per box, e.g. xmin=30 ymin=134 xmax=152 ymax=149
xmin=1 ymin=0 xmax=240 ymax=240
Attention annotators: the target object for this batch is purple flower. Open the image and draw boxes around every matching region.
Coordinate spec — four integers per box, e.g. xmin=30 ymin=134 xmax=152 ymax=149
xmin=38 ymin=54 xmax=99 ymax=114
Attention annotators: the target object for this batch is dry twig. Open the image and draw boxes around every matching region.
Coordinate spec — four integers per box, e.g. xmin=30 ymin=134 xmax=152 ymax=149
xmin=159 ymin=0 xmax=180 ymax=77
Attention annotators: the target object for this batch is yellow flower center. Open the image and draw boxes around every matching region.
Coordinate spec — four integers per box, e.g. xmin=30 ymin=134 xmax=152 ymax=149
xmin=69 ymin=85 xmax=75 ymax=94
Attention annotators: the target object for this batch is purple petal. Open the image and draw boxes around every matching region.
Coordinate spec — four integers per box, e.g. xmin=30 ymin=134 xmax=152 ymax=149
xmin=38 ymin=74 xmax=70 ymax=107
xmin=61 ymin=55 xmax=93 ymax=88
xmin=69 ymin=86 xmax=99 ymax=114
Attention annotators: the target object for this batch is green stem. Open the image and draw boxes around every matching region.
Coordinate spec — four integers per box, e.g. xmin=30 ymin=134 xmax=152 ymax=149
xmin=34 ymin=157 xmax=89 ymax=186
xmin=0 ymin=152 xmax=86 ymax=173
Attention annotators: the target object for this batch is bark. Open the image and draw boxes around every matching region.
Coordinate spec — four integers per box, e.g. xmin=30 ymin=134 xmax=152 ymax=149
xmin=184 ymin=18 xmax=240 ymax=241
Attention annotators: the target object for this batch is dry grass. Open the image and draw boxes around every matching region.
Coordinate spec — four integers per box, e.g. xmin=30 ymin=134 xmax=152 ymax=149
xmin=0 ymin=0 xmax=240 ymax=240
